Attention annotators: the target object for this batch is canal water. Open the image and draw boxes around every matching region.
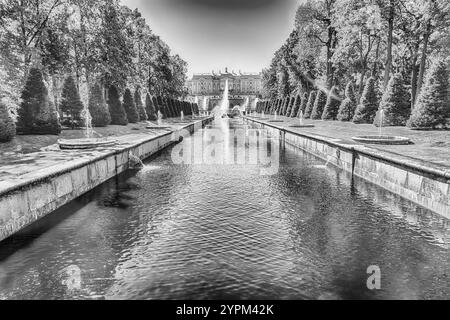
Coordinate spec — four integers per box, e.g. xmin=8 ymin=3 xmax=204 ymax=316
xmin=0 ymin=119 xmax=449 ymax=300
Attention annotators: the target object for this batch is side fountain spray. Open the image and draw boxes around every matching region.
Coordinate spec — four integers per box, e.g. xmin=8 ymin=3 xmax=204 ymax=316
xmin=58 ymin=81 xmax=117 ymax=150
xmin=213 ymin=80 xmax=230 ymax=119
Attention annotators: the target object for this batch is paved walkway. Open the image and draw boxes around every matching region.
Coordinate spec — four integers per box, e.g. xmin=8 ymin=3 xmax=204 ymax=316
xmin=248 ymin=115 xmax=450 ymax=171
xmin=0 ymin=118 xmax=200 ymax=194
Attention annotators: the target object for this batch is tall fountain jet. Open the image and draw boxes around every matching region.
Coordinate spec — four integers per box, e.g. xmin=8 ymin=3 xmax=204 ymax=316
xmin=214 ymin=79 xmax=230 ymax=119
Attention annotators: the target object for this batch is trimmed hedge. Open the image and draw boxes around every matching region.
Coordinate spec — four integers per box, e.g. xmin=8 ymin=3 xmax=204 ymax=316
xmin=337 ymin=82 xmax=357 ymax=122
xmin=407 ymin=58 xmax=449 ymax=129
xmin=89 ymin=82 xmax=111 ymax=127
xmin=17 ymin=68 xmax=61 ymax=135
xmin=0 ymin=101 xmax=16 ymax=142
xmin=353 ymin=77 xmax=379 ymax=124
xmin=108 ymin=85 xmax=128 ymax=125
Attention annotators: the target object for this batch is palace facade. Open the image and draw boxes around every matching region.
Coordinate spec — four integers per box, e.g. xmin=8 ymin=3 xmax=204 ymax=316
xmin=186 ymin=68 xmax=263 ymax=111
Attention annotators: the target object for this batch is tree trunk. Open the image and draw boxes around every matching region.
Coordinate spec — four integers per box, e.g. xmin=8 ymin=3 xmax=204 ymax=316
xmin=416 ymin=21 xmax=432 ymax=102
xmin=383 ymin=0 xmax=395 ymax=89
xmin=410 ymin=39 xmax=420 ymax=109
xmin=372 ymin=38 xmax=381 ymax=77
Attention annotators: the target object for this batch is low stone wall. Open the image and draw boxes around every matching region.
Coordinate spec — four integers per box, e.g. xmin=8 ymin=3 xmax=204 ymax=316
xmin=246 ymin=117 xmax=450 ymax=219
xmin=0 ymin=118 xmax=212 ymax=242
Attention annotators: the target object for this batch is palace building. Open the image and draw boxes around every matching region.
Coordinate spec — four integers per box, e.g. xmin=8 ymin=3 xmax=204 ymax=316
xmin=186 ymin=68 xmax=263 ymax=111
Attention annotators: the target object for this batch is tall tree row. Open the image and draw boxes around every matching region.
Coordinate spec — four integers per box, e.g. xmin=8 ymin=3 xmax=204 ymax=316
xmin=0 ymin=0 xmax=189 ymax=118
xmin=262 ymin=0 xmax=450 ymax=121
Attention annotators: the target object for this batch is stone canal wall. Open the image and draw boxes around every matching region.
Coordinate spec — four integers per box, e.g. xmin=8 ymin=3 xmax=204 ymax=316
xmin=0 ymin=118 xmax=212 ymax=242
xmin=245 ymin=117 xmax=450 ymax=219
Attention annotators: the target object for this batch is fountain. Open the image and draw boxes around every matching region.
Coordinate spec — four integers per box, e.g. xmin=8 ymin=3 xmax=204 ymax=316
xmin=269 ymin=111 xmax=283 ymax=123
xmin=58 ymin=85 xmax=117 ymax=150
xmin=146 ymin=110 xmax=172 ymax=130
xmin=213 ymin=80 xmax=230 ymax=119
xmin=181 ymin=110 xmax=185 ymax=121
xmin=352 ymin=109 xmax=413 ymax=145
xmin=290 ymin=111 xmax=315 ymax=128
xmin=128 ymin=151 xmax=145 ymax=170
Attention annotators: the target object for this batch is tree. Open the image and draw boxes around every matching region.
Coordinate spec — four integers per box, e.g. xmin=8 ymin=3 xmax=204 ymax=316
xmin=134 ymin=88 xmax=147 ymax=121
xmin=89 ymin=82 xmax=111 ymax=127
xmin=337 ymin=81 xmax=358 ymax=121
xmin=0 ymin=101 xmax=16 ymax=142
xmin=304 ymin=91 xmax=317 ymax=119
xmin=295 ymin=0 xmax=338 ymax=88
xmin=375 ymin=73 xmax=411 ymax=126
xmin=17 ymin=68 xmax=61 ymax=135
xmin=59 ymin=76 xmax=84 ymax=128
xmin=145 ymin=93 xmax=157 ymax=121
xmin=108 ymin=85 xmax=128 ymax=125
xmin=322 ymin=86 xmax=341 ymax=120
xmin=311 ymin=90 xmax=327 ymax=120
xmin=407 ymin=57 xmax=449 ymax=129
xmin=353 ymin=77 xmax=379 ymax=123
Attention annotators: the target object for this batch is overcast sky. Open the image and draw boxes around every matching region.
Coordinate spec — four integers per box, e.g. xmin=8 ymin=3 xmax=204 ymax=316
xmin=121 ymin=0 xmax=299 ymax=77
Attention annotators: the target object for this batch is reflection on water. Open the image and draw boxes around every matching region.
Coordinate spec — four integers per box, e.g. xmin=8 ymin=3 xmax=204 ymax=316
xmin=0 ymin=119 xmax=449 ymax=300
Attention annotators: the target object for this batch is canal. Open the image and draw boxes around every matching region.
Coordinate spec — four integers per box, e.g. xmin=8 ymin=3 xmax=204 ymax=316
xmin=0 ymin=118 xmax=449 ymax=300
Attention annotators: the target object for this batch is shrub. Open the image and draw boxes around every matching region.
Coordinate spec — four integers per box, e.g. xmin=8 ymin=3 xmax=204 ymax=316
xmin=322 ymin=86 xmax=341 ymax=120
xmin=156 ymin=96 xmax=167 ymax=118
xmin=374 ymin=73 xmax=411 ymax=127
xmin=297 ymin=92 xmax=309 ymax=117
xmin=123 ymin=88 xmax=139 ymax=123
xmin=337 ymin=82 xmax=357 ymax=122
xmin=152 ymin=96 xmax=159 ymax=114
xmin=89 ymin=82 xmax=111 ymax=127
xmin=281 ymin=97 xmax=289 ymax=116
xmin=0 ymin=101 xmax=16 ymax=142
xmin=145 ymin=94 xmax=157 ymax=121
xmin=407 ymin=58 xmax=449 ymax=129
xmin=108 ymin=85 xmax=128 ymax=125
xmin=353 ymin=77 xmax=379 ymax=124
xmin=134 ymin=88 xmax=147 ymax=121
xmin=311 ymin=89 xmax=327 ymax=120
xmin=59 ymin=76 xmax=84 ymax=128
xmin=17 ymin=68 xmax=61 ymax=135
xmin=289 ymin=94 xmax=301 ymax=117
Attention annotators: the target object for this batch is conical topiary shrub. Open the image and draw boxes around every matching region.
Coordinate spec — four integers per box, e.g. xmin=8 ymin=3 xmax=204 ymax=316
xmin=89 ymin=82 xmax=111 ymax=127
xmin=311 ymin=89 xmax=327 ymax=120
xmin=108 ymin=85 xmax=128 ymax=126
xmin=285 ymin=96 xmax=294 ymax=116
xmin=17 ymin=68 xmax=61 ymax=135
xmin=304 ymin=91 xmax=317 ymax=119
xmin=374 ymin=73 xmax=411 ymax=127
xmin=134 ymin=88 xmax=147 ymax=121
xmin=145 ymin=94 xmax=157 ymax=121
xmin=59 ymin=75 xmax=84 ymax=128
xmin=123 ymin=88 xmax=139 ymax=123
xmin=36 ymin=87 xmax=61 ymax=135
xmin=297 ymin=92 xmax=308 ymax=117
xmin=169 ymin=98 xmax=177 ymax=117
xmin=353 ymin=77 xmax=379 ymax=124
xmin=322 ymin=86 xmax=341 ymax=120
xmin=0 ymin=101 xmax=16 ymax=142
xmin=282 ymin=97 xmax=290 ymax=116
xmin=407 ymin=58 xmax=449 ymax=129
xmin=289 ymin=94 xmax=301 ymax=117
xmin=337 ymin=81 xmax=358 ymax=122
xmin=156 ymin=96 xmax=167 ymax=118
xmin=152 ymin=96 xmax=160 ymax=115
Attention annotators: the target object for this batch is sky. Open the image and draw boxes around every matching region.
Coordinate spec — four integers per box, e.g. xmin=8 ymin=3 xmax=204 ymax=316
xmin=121 ymin=0 xmax=299 ymax=77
